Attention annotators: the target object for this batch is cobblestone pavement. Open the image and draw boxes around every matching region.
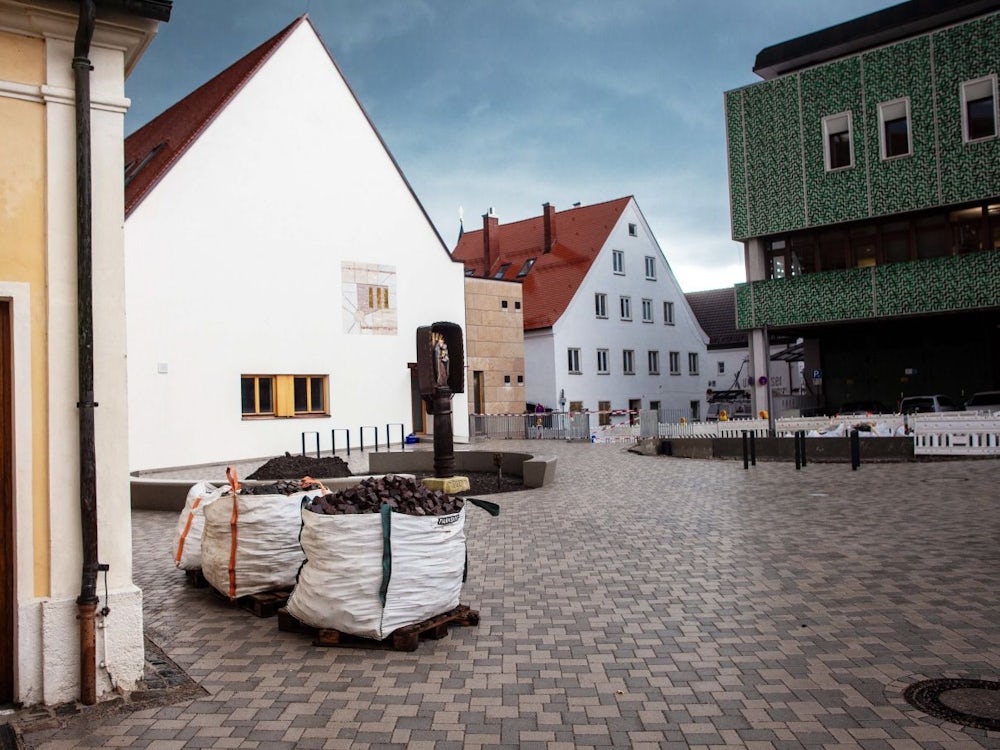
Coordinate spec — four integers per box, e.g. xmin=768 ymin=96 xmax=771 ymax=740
xmin=17 ymin=442 xmax=1000 ymax=748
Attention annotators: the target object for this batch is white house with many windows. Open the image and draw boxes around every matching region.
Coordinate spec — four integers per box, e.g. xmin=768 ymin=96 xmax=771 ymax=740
xmin=124 ymin=16 xmax=468 ymax=470
xmin=453 ymin=198 xmax=708 ymax=422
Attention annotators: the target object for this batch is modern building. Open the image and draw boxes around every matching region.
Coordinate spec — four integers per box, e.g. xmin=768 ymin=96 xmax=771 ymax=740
xmin=453 ymin=199 xmax=709 ymax=423
xmin=124 ymin=16 xmax=469 ymax=471
xmin=0 ymin=0 xmax=170 ymax=706
xmin=726 ymin=0 xmax=1000 ymax=416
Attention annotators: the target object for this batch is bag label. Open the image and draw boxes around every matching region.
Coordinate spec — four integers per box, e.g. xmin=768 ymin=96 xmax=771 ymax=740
xmin=437 ymin=514 xmax=461 ymax=526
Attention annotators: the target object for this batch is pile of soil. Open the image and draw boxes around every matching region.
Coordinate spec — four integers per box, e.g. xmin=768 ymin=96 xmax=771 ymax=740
xmin=246 ymin=453 xmax=352 ymax=480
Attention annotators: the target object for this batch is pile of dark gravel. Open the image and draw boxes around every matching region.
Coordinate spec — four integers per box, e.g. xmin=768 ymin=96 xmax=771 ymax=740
xmin=238 ymin=479 xmax=324 ymax=496
xmin=246 ymin=453 xmax=352 ymax=480
xmin=305 ymin=475 xmax=462 ymax=516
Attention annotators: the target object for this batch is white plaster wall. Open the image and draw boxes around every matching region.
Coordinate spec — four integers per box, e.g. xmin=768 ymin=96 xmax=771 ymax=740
xmin=524 ymin=329 xmax=555 ymax=408
xmin=125 ymin=23 xmax=467 ymax=471
xmin=548 ymin=200 xmax=709 ymax=420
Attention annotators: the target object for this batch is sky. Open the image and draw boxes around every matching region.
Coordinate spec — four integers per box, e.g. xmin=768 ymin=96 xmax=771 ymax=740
xmin=125 ymin=0 xmax=901 ymax=293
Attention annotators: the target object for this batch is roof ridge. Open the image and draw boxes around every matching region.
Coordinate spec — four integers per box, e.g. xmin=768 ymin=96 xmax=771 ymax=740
xmin=125 ymin=15 xmax=308 ymax=215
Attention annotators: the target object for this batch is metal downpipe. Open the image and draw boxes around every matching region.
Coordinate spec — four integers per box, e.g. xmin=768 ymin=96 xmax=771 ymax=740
xmin=73 ymin=0 xmax=99 ymax=707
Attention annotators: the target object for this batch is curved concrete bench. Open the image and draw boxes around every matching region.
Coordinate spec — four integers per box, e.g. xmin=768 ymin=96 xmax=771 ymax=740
xmin=130 ymin=475 xmax=409 ymax=512
xmin=521 ymin=455 xmax=557 ymax=488
xmin=368 ymin=449 xmax=556 ymax=488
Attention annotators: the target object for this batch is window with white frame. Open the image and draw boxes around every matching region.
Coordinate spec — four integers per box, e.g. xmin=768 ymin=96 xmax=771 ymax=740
xmin=594 ymin=292 xmax=607 ymax=318
xmin=612 ymin=249 xmax=625 ymax=274
xmin=663 ymin=300 xmax=674 ymax=325
xmin=596 ymin=349 xmax=609 ymax=374
xmin=962 ymin=76 xmax=998 ymax=142
xmin=879 ymin=98 xmax=912 ymax=159
xmin=619 ymin=295 xmax=631 ymax=320
xmin=718 ymin=361 xmax=725 ymax=374
xmin=622 ymin=349 xmax=635 ymax=375
xmin=647 ymin=350 xmax=660 ymax=375
xmin=628 ymin=223 xmax=638 ymax=237
xmin=644 ymin=256 xmax=656 ymax=279
xmin=688 ymin=352 xmax=699 ymax=375
xmin=823 ymin=111 xmax=854 ymax=170
xmin=669 ymin=351 xmax=680 ymax=375
xmin=568 ymin=348 xmax=581 ymax=374
xmin=641 ymin=298 xmax=653 ymax=323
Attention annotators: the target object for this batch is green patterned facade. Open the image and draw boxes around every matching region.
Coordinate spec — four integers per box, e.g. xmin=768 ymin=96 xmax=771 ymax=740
xmin=726 ymin=12 xmax=1000 ymax=241
xmin=735 ymin=251 xmax=1000 ymax=329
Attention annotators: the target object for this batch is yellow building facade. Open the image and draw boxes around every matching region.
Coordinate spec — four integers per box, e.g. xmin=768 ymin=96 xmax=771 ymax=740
xmin=0 ymin=0 xmax=165 ymax=706
xmin=463 ymin=278 xmax=527 ymax=419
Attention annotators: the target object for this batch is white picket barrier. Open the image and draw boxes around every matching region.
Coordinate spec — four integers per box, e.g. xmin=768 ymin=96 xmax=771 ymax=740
xmin=912 ymin=416 xmax=1000 ymax=456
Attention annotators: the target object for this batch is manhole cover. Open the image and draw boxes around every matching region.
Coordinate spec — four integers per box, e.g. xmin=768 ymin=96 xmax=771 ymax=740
xmin=903 ymin=678 xmax=1000 ymax=731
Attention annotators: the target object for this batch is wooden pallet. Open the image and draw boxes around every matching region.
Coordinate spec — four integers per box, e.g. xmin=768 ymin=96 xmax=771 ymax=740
xmin=184 ymin=568 xmax=208 ymax=588
xmin=277 ymin=605 xmax=480 ymax=652
xmin=236 ymin=587 xmax=293 ymax=618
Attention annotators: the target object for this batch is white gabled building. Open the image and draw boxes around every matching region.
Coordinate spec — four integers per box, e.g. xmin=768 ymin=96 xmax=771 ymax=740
xmin=453 ymin=198 xmax=709 ymax=423
xmin=124 ymin=16 xmax=468 ymax=471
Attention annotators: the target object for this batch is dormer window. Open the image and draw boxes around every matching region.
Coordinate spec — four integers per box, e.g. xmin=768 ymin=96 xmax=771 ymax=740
xmin=493 ymin=263 xmax=511 ymax=279
xmin=517 ymin=258 xmax=536 ymax=277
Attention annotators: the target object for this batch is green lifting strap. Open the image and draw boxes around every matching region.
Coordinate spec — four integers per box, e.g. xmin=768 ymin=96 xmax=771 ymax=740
xmin=465 ymin=497 xmax=500 ymax=516
xmin=379 ymin=503 xmax=392 ymax=607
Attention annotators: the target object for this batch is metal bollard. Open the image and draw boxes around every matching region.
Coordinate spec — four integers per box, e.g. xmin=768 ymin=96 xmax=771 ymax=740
xmin=332 ymin=428 xmax=350 ymax=456
xmin=850 ymin=428 xmax=861 ymax=470
xmin=301 ymin=431 xmax=320 ymax=459
xmin=742 ymin=431 xmax=749 ymax=470
xmin=800 ymin=431 xmax=807 ymax=467
xmin=750 ymin=432 xmax=757 ymax=466
xmin=794 ymin=430 xmax=802 ymax=470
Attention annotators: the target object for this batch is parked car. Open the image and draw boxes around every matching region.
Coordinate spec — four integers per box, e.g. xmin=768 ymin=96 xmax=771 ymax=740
xmin=836 ymin=400 xmax=891 ymax=416
xmin=964 ymin=391 xmax=1000 ymax=411
xmin=898 ymin=394 xmax=961 ymax=414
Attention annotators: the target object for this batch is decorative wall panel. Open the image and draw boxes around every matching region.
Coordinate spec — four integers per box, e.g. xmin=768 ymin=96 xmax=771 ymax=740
xmin=725 ymin=90 xmax=749 ymax=240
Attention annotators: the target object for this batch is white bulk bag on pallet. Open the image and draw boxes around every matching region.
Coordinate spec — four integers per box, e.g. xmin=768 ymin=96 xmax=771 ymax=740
xmin=285 ymin=506 xmax=466 ymax=640
xmin=172 ymin=482 xmax=225 ymax=571
xmin=200 ymin=488 xmax=324 ymax=599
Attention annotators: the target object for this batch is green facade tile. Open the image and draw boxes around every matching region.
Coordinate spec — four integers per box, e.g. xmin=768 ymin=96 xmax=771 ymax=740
xmin=933 ymin=14 xmax=1000 ymax=206
xmin=801 ymin=57 xmax=869 ymax=226
xmin=725 ymin=11 xmax=1000 ymax=242
xmin=725 ymin=90 xmax=749 ymax=240
xmin=742 ymin=76 xmax=806 ymax=237
xmin=862 ymin=36 xmax=940 ymax=215
xmin=736 ymin=252 xmax=1000 ymax=329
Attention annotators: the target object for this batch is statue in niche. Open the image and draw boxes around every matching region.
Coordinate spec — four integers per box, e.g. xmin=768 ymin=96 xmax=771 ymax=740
xmin=432 ymin=332 xmax=449 ymax=387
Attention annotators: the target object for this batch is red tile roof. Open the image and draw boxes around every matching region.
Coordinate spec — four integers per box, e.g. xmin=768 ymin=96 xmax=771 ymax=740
xmin=124 ymin=16 xmax=306 ymax=216
xmin=452 ymin=198 xmax=632 ymax=330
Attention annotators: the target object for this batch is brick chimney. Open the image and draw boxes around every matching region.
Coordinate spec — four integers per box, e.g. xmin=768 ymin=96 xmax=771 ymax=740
xmin=543 ymin=202 xmax=556 ymax=253
xmin=483 ymin=209 xmax=499 ymax=269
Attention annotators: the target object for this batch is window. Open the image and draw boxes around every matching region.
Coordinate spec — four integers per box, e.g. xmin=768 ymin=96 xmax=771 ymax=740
xmin=962 ymin=76 xmax=998 ymax=142
xmin=879 ymin=98 xmax=911 ymax=159
xmin=464 ymin=268 xmax=474 ymax=276
xmin=641 ymin=298 xmax=653 ymax=323
xmin=568 ymin=348 xmax=581 ymax=374
xmin=644 ymin=256 xmax=656 ymax=280
xmin=504 ymin=375 xmax=511 ymax=384
xmin=515 ymin=301 xmax=521 ymax=310
xmin=595 ymin=293 xmax=607 ymax=318
xmin=628 ymin=223 xmax=638 ymax=237
xmin=241 ymin=375 xmax=274 ymax=416
xmin=517 ymin=375 xmax=523 ymax=384
xmin=688 ymin=352 xmax=699 ymax=375
xmin=516 ymin=258 xmax=536 ymax=277
xmin=823 ymin=112 xmax=854 ymax=170
xmin=598 ymin=400 xmax=611 ymax=426
xmin=597 ymin=349 xmax=609 ymax=374
xmin=493 ymin=263 xmax=511 ymax=279
xmin=622 ymin=349 xmax=635 ymax=375
xmin=647 ymin=350 xmax=660 ymax=375
xmin=718 ymin=361 xmax=725 ymax=374
xmin=669 ymin=351 xmax=680 ymax=375
xmin=612 ymin=249 xmax=624 ymax=274
xmin=501 ymin=300 xmax=508 ymax=309
xmin=619 ymin=295 xmax=632 ymax=320
xmin=663 ymin=300 xmax=674 ymax=325
xmin=242 ymin=374 xmax=328 ymax=418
